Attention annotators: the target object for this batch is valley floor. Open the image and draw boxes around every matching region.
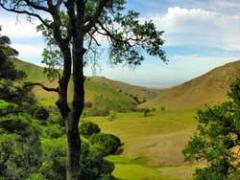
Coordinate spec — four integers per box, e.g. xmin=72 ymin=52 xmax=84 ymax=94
xmin=86 ymin=110 xmax=198 ymax=180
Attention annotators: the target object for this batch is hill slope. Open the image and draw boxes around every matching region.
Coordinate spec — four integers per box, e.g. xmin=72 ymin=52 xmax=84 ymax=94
xmin=14 ymin=59 xmax=157 ymax=111
xmin=142 ymin=60 xmax=240 ymax=110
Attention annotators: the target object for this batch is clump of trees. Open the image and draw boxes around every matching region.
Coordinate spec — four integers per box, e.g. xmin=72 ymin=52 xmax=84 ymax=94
xmin=134 ymin=108 xmax=156 ymax=117
xmin=0 ymin=28 xmax=42 ymax=179
xmin=183 ymin=78 xmax=240 ymax=179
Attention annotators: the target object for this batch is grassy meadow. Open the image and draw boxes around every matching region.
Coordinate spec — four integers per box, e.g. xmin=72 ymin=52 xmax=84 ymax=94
xmin=85 ymin=110 xmax=198 ymax=180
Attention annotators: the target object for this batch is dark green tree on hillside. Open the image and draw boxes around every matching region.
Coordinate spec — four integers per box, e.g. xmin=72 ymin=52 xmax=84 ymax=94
xmin=0 ymin=29 xmax=42 ymax=179
xmin=183 ymin=78 xmax=240 ymax=180
xmin=0 ymin=1 xmax=166 ymax=179
xmin=0 ymin=26 xmax=24 ymax=81
xmin=0 ymin=27 xmax=33 ymax=106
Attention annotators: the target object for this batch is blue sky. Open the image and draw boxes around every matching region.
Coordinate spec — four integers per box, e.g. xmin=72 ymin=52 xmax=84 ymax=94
xmin=1 ymin=0 xmax=240 ymax=87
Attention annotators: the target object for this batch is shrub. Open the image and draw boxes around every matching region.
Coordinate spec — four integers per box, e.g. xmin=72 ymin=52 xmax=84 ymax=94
xmin=44 ymin=124 xmax=65 ymax=138
xmin=84 ymin=101 xmax=93 ymax=108
xmin=33 ymin=106 xmax=49 ymax=121
xmin=106 ymin=111 xmax=117 ymax=121
xmin=0 ymin=114 xmax=42 ymax=179
xmin=90 ymin=133 xmax=122 ymax=156
xmin=79 ymin=121 xmax=100 ymax=137
xmin=143 ymin=108 xmax=151 ymax=117
xmin=160 ymin=106 xmax=165 ymax=112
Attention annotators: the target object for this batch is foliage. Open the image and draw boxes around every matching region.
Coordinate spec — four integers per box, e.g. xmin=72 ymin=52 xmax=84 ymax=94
xmin=0 ymin=114 xmax=42 ymax=179
xmin=106 ymin=111 xmax=117 ymax=121
xmin=80 ymin=121 xmax=101 ymax=137
xmin=32 ymin=106 xmax=50 ymax=121
xmin=40 ymin=138 xmax=66 ymax=180
xmin=0 ymin=26 xmax=25 ymax=81
xmin=0 ymin=28 xmax=34 ymax=106
xmin=90 ymin=133 xmax=123 ymax=156
xmin=160 ymin=106 xmax=165 ymax=112
xmin=40 ymin=129 xmax=122 ymax=180
xmin=44 ymin=123 xmax=65 ymax=138
xmin=183 ymin=78 xmax=240 ymax=179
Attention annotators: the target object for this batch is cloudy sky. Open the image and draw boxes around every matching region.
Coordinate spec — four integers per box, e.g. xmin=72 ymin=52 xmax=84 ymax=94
xmin=1 ymin=0 xmax=240 ymax=87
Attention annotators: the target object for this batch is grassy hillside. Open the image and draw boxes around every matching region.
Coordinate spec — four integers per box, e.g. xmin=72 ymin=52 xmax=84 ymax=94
xmin=14 ymin=59 xmax=157 ymax=111
xmin=142 ymin=60 xmax=240 ymax=110
xmin=15 ymin=59 xmax=240 ymax=111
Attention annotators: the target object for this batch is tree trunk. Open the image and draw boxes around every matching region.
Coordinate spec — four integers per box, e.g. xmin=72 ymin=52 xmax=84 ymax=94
xmin=65 ymin=34 xmax=85 ymax=180
xmin=66 ymin=117 xmax=81 ymax=180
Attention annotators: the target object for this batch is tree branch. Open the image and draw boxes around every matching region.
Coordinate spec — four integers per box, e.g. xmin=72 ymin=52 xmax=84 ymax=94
xmin=24 ymin=82 xmax=59 ymax=93
xmin=23 ymin=0 xmax=49 ymax=12
xmin=84 ymin=0 xmax=110 ymax=32
xmin=56 ymin=0 xmax=64 ymax=8
xmin=0 ymin=3 xmax=51 ymax=28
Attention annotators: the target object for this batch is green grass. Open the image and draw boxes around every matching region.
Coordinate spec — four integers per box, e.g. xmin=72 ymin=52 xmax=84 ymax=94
xmin=113 ymin=164 xmax=195 ymax=180
xmin=85 ymin=110 xmax=198 ymax=180
xmin=86 ymin=110 xmax=197 ymax=166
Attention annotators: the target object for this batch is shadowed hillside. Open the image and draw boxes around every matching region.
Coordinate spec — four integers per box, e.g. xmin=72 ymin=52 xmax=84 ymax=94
xmin=141 ymin=60 xmax=240 ymax=110
xmin=14 ymin=59 xmax=158 ymax=111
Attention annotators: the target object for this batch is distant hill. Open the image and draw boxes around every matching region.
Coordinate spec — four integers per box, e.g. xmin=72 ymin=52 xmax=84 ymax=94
xmin=14 ymin=59 xmax=158 ymax=111
xmin=14 ymin=59 xmax=240 ymax=111
xmin=141 ymin=60 xmax=240 ymax=110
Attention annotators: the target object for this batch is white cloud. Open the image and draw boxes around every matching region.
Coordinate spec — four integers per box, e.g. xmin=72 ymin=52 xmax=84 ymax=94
xmin=12 ymin=44 xmax=43 ymax=57
xmin=0 ymin=16 xmax=41 ymax=39
xmin=151 ymin=7 xmax=240 ymax=51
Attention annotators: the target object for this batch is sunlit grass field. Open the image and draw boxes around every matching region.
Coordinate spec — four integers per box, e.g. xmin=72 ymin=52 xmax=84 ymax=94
xmin=85 ymin=110 xmax=198 ymax=180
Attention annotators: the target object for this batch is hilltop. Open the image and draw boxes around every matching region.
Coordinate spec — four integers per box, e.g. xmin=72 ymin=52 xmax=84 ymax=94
xmin=142 ymin=60 xmax=240 ymax=110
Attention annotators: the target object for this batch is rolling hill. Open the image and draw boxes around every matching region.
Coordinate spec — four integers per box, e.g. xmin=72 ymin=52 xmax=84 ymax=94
xmin=141 ymin=60 xmax=240 ymax=110
xmin=14 ymin=59 xmax=157 ymax=111
xmin=14 ymin=59 xmax=240 ymax=111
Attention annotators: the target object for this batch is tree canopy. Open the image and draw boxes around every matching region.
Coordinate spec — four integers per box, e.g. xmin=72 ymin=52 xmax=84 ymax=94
xmin=183 ymin=78 xmax=240 ymax=179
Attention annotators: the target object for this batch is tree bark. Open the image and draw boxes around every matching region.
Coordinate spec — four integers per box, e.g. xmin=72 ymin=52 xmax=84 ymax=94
xmin=65 ymin=32 xmax=85 ymax=179
xmin=65 ymin=116 xmax=81 ymax=180
xmin=65 ymin=1 xmax=86 ymax=179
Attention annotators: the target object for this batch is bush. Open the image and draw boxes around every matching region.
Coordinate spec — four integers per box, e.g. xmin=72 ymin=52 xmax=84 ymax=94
xmin=160 ymin=106 xmax=165 ymax=112
xmin=106 ymin=111 xmax=117 ymax=121
xmin=79 ymin=121 xmax=100 ymax=137
xmin=44 ymin=124 xmax=65 ymax=138
xmin=143 ymin=108 xmax=151 ymax=117
xmin=33 ymin=106 xmax=49 ymax=121
xmin=0 ymin=114 xmax=42 ymax=179
xmin=84 ymin=101 xmax=93 ymax=108
xmin=90 ymin=133 xmax=122 ymax=156
xmin=40 ymin=138 xmax=66 ymax=180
